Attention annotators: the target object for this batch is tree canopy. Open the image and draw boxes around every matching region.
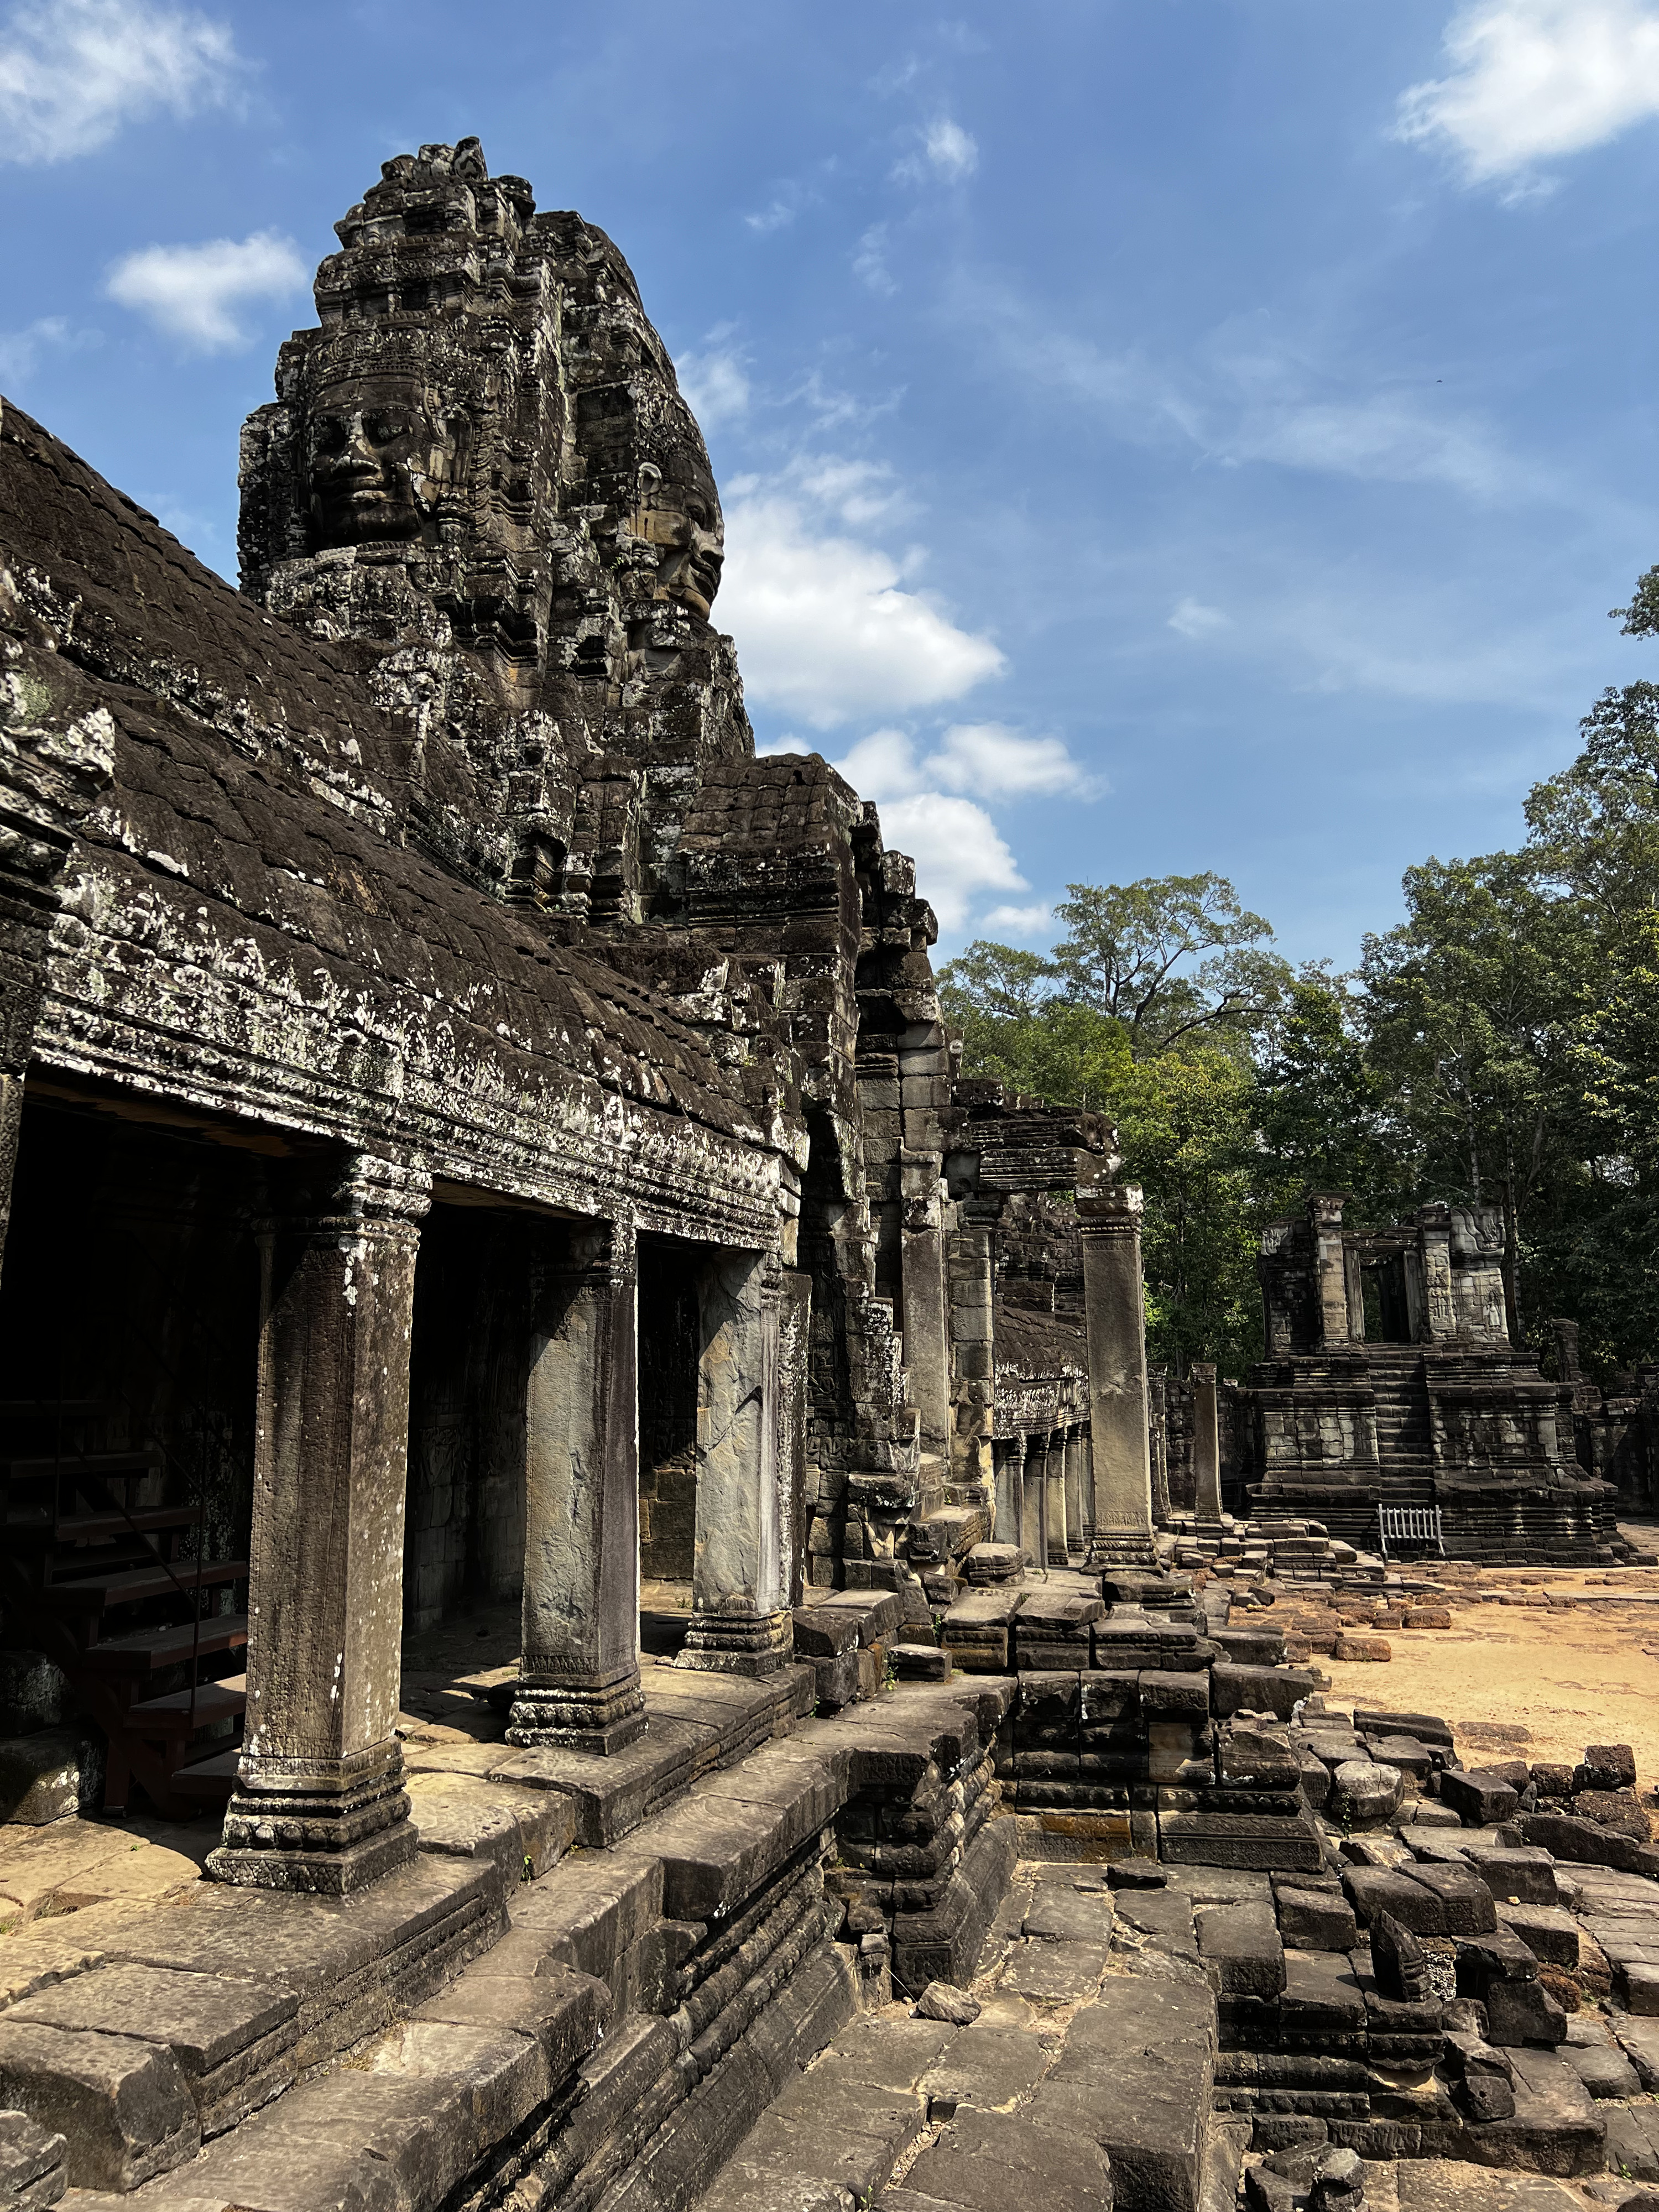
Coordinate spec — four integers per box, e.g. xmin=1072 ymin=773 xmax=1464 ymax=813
xmin=937 ymin=567 xmax=1659 ymax=1382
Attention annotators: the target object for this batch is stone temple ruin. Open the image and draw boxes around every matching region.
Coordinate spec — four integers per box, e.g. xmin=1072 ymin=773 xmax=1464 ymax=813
xmin=2 ymin=138 xmax=1659 ymax=2212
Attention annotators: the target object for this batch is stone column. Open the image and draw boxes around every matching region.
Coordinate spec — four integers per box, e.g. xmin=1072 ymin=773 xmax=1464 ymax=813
xmin=209 ymin=1154 xmax=429 ymax=1894
xmin=1045 ymin=1430 xmax=1070 ymax=1563
xmin=993 ymin=1437 xmax=1021 ymax=1550
xmin=1063 ymin=1426 xmax=1086 ymax=1553
xmin=679 ymin=1248 xmax=792 ymax=1674
xmin=507 ymin=1218 xmax=646 ymax=1755
xmin=947 ymin=1222 xmax=995 ymax=1487
xmin=1024 ymin=1432 xmax=1048 ymax=1569
xmin=900 ymin=1150 xmax=951 ymax=1484
xmin=1192 ymin=1361 xmax=1223 ymax=1522
xmin=1079 ymin=1429 xmax=1096 ymax=1541
xmin=1309 ymin=1193 xmax=1352 ymax=1349
xmin=1078 ymin=1183 xmax=1156 ymax=1566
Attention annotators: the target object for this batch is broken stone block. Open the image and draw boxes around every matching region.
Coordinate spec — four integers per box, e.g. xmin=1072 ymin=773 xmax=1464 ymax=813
xmin=1484 ymin=1973 xmax=1568 ymax=2047
xmin=0 ymin=2108 xmax=66 ymax=2212
xmin=1332 ymin=1635 xmax=1391 ymax=1662
xmin=1439 ymin=1767 xmax=1522 ymax=1827
xmin=1196 ymin=1899 xmax=1285 ymax=1997
xmin=1561 ymin=2041 xmax=1639 ymax=2098
xmin=1371 ymin=1910 xmax=1432 ymax=2002
xmin=0 ymin=1657 xmax=67 ymax=1739
xmin=0 ymin=2023 xmax=199 ymax=2190
xmin=914 ymin=1982 xmax=980 ymax=2025
xmin=1573 ymin=1789 xmax=1651 ymax=1841
xmin=1310 ymin=2143 xmax=1365 ymax=2212
xmin=0 ymin=1736 xmax=102 ymax=1828
xmin=891 ymin=1645 xmax=952 ymax=1682
xmin=1464 ymin=1845 xmax=1559 ymax=1906
xmin=1106 ymin=1855 xmax=1166 ymax=1889
xmin=1211 ymin=1663 xmax=1321 ymax=1721
xmin=1496 ymin=1903 xmax=1578 ymax=1968
xmin=1219 ymin=1728 xmax=1301 ymax=1790
xmin=1331 ymin=1759 xmax=1405 ymax=1828
xmin=1577 ymin=1745 xmax=1637 ymax=1792
xmin=1275 ymin=1887 xmax=1357 ymax=1951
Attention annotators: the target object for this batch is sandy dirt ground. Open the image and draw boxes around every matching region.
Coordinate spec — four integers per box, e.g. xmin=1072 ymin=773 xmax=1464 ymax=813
xmin=1318 ymin=1568 xmax=1659 ymax=1791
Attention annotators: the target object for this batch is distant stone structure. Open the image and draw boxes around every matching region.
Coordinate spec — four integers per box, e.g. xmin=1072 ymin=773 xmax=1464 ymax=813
xmin=1238 ymin=1193 xmax=1619 ymax=1562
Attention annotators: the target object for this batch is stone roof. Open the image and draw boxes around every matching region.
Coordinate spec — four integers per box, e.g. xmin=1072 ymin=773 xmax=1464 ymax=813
xmin=2 ymin=400 xmax=801 ymax=1237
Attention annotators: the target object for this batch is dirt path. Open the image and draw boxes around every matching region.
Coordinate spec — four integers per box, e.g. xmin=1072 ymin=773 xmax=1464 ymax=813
xmin=1320 ymin=1575 xmax=1659 ymax=1788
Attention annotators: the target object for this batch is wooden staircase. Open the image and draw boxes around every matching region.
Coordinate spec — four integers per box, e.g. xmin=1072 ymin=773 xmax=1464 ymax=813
xmin=1 ymin=1400 xmax=248 ymax=1819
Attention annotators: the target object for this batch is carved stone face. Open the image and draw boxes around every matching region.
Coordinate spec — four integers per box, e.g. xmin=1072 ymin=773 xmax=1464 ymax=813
xmin=304 ymin=377 xmax=456 ymax=548
xmin=631 ymin=454 xmax=724 ymax=618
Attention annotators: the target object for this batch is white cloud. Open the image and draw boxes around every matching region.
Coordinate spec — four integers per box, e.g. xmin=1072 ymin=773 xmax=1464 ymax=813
xmin=106 ymin=230 xmax=307 ymax=352
xmin=718 ymin=488 xmax=1004 ymax=728
xmin=853 ymin=223 xmax=896 ymax=296
xmin=0 ymin=315 xmax=87 ymax=385
xmin=975 ymin=287 xmax=1525 ymax=503
xmin=866 ymin=794 xmax=1024 ymax=931
xmin=823 ymin=725 xmax=1092 ymax=931
xmin=924 ymin=117 xmax=978 ymax=179
xmin=745 ymin=199 xmax=796 ymax=235
xmin=1397 ymin=0 xmax=1659 ymax=183
xmin=677 ymin=342 xmax=750 ymax=430
xmin=982 ymin=902 xmax=1053 ymax=937
xmin=927 ymin=721 xmax=1098 ymax=798
xmin=1168 ymin=597 xmax=1231 ymax=639
xmin=895 ymin=115 xmax=980 ymax=184
xmin=0 ymin=0 xmax=236 ymax=164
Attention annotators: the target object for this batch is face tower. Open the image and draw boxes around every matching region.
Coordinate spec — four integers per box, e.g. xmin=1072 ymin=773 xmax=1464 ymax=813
xmin=239 ymin=137 xmax=752 ymax=909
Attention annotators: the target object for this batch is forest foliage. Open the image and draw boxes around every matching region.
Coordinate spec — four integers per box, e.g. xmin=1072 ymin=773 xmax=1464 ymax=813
xmin=938 ymin=585 xmax=1659 ymax=1383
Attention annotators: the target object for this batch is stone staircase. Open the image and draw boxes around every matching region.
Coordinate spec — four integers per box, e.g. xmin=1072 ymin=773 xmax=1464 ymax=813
xmin=0 ymin=1400 xmax=247 ymax=1820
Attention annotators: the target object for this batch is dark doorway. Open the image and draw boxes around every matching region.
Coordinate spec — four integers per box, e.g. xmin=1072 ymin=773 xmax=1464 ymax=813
xmin=1362 ymin=1254 xmax=1412 ymax=1344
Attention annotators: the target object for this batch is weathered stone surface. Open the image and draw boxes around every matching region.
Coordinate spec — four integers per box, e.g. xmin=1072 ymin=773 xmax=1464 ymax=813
xmin=1331 ymin=1760 xmax=1405 ymax=1828
xmin=0 ymin=2023 xmax=199 ymax=2191
xmin=1442 ymin=1769 xmax=1523 ymax=1827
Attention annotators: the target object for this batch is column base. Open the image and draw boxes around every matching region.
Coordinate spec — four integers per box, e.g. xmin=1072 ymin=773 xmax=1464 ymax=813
xmin=675 ymin=1606 xmax=794 ymax=1676
xmin=1091 ymin=1530 xmax=1159 ymax=1568
xmin=507 ymin=1666 xmax=647 ymax=1755
xmin=207 ymin=1762 xmax=416 ymax=1895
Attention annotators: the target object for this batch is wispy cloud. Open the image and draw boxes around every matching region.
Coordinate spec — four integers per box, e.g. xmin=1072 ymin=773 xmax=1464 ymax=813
xmin=106 ymin=230 xmax=307 ymax=352
xmin=718 ymin=483 xmax=1003 ymax=728
xmin=1397 ymin=0 xmax=1659 ymax=186
xmin=1168 ymin=598 xmax=1230 ymax=639
xmin=0 ymin=315 xmax=95 ymax=386
xmin=0 ymin=0 xmax=238 ymax=164
xmin=972 ymin=283 xmax=1528 ymax=504
xmin=677 ymin=337 xmax=751 ymax=430
xmin=744 ymin=197 xmax=797 ymax=236
xmin=853 ymin=223 xmax=896 ymax=296
xmin=895 ymin=115 xmax=979 ymax=184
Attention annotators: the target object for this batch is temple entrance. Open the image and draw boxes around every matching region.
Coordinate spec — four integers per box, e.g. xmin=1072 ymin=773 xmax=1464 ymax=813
xmin=0 ymin=1085 xmax=260 ymax=1819
xmin=1362 ymin=1253 xmax=1413 ymax=1343
xmin=637 ymin=1233 xmax=703 ymax=1654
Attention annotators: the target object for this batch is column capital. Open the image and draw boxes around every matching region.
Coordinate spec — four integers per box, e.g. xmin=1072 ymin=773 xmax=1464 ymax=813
xmin=267 ymin=1152 xmax=432 ymax=1240
xmin=1076 ymin=1183 xmax=1144 ymax=1233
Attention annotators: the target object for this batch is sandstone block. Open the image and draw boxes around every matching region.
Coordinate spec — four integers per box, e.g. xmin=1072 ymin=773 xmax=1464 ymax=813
xmin=1332 ymin=1635 xmax=1391 ymax=1662
xmin=0 ymin=2024 xmax=198 ymax=2192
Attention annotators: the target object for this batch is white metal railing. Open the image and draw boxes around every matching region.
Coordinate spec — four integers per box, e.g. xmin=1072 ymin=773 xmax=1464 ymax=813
xmin=1376 ymin=1503 xmax=1444 ymax=1560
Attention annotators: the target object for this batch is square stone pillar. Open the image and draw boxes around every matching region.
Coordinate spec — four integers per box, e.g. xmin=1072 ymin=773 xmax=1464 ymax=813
xmin=679 ymin=1249 xmax=792 ymax=1674
xmin=1078 ymin=1183 xmax=1156 ymax=1567
xmin=1045 ymin=1431 xmax=1070 ymax=1563
xmin=1024 ymin=1433 xmax=1048 ymax=1569
xmin=900 ymin=1151 xmax=952 ymax=1480
xmin=1191 ymin=1361 xmax=1223 ymax=1522
xmin=993 ymin=1437 xmax=1021 ymax=1550
xmin=1309 ymin=1192 xmax=1352 ymax=1349
xmin=507 ymin=1218 xmax=646 ymax=1756
xmin=1063 ymin=1427 xmax=1086 ymax=1553
xmin=208 ymin=1155 xmax=429 ymax=1895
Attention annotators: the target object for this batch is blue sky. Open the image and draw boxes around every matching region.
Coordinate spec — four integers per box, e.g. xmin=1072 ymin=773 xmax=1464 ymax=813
xmin=3 ymin=1 xmax=1658 ymax=963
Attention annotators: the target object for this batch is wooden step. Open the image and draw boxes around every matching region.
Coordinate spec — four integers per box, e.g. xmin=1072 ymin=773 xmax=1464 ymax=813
xmin=7 ymin=1504 xmax=200 ymax=1543
xmin=169 ymin=1748 xmax=241 ymax=1800
xmin=3 ymin=1451 xmax=164 ymax=1483
xmin=80 ymin=1613 xmax=249 ymax=1675
xmin=44 ymin=1557 xmax=246 ymax=1609
xmin=125 ymin=1677 xmax=246 ymax=1740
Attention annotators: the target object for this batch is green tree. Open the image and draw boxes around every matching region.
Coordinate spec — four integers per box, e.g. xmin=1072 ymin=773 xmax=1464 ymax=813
xmin=1253 ymin=967 xmax=1412 ymax=1228
xmin=1358 ymin=851 xmax=1596 ymax=1342
xmin=1049 ymin=873 xmax=1291 ymax=1059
